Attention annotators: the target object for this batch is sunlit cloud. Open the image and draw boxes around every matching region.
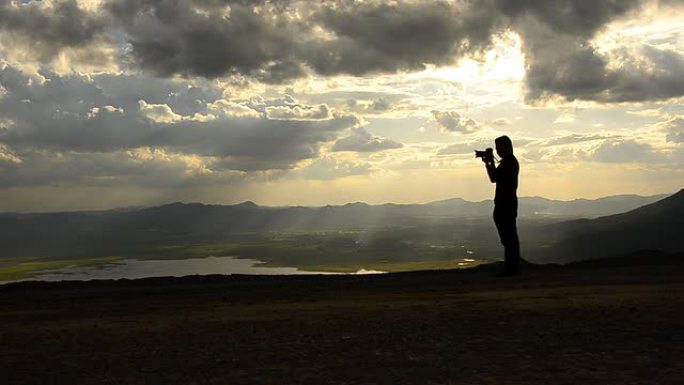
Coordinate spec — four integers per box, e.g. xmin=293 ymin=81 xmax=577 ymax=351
xmin=0 ymin=0 xmax=682 ymax=211
xmin=332 ymin=127 xmax=403 ymax=153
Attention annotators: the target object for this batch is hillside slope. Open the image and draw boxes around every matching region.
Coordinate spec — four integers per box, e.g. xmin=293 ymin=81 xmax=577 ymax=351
xmin=532 ymin=189 xmax=684 ymax=263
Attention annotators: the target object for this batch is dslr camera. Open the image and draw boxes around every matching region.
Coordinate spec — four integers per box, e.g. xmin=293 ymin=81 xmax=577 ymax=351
xmin=475 ymin=148 xmax=494 ymax=163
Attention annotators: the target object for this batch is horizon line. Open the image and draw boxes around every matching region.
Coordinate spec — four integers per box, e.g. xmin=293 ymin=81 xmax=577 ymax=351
xmin=2 ymin=190 xmax=678 ymax=215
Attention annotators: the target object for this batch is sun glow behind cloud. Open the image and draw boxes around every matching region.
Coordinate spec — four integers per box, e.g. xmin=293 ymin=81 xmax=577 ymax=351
xmin=0 ymin=0 xmax=682 ymax=211
xmin=421 ymin=31 xmax=525 ymax=85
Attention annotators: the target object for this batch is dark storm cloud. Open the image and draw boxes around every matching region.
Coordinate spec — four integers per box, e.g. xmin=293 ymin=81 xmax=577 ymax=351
xmin=0 ymin=0 xmax=107 ymax=60
xmin=493 ymin=0 xmax=641 ymax=37
xmin=494 ymin=0 xmax=684 ymax=102
xmin=99 ymin=0 xmax=501 ymax=80
xmin=104 ymin=0 xmax=306 ymax=82
xmin=331 ymin=127 xmax=403 ymax=152
xmin=109 ymin=0 xmax=679 ymax=103
xmin=1 ymin=0 xmax=684 ymax=102
xmin=516 ymin=15 xmax=684 ymax=102
xmin=307 ymin=1 xmax=499 ymax=76
xmin=0 ymin=0 xmax=500 ymax=80
xmin=0 ymin=65 xmax=359 ymax=174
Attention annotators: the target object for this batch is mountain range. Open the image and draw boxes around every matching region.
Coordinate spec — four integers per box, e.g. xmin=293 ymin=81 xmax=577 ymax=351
xmin=0 ymin=190 xmax=681 ymax=264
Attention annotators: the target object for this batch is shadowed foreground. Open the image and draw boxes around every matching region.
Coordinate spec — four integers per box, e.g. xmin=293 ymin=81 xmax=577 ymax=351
xmin=1 ymin=262 xmax=683 ymax=385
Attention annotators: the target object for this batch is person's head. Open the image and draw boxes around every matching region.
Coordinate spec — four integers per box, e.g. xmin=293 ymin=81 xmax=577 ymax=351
xmin=495 ymin=135 xmax=514 ymax=158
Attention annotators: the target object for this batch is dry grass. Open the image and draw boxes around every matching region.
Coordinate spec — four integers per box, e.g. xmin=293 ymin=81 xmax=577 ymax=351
xmin=1 ymin=264 xmax=683 ymax=384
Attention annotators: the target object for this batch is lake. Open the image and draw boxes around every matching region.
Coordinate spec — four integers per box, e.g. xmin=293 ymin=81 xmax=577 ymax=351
xmin=5 ymin=256 xmax=385 ymax=283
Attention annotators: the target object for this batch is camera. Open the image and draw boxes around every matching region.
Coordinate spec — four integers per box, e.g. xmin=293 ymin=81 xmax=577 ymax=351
xmin=475 ymin=148 xmax=494 ymax=162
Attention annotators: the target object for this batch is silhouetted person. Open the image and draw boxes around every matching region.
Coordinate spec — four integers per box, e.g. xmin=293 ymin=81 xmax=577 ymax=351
xmin=482 ymin=135 xmax=521 ymax=276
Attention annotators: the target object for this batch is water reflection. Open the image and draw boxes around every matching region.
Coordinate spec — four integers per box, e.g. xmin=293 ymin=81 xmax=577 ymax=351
xmin=18 ymin=256 xmax=367 ymax=282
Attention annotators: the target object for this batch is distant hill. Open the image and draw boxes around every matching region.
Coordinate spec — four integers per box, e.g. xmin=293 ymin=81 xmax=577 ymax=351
xmin=0 ymin=191 xmax=676 ymax=261
xmin=529 ymin=189 xmax=684 ymax=263
xmin=428 ymin=194 xmax=668 ymax=218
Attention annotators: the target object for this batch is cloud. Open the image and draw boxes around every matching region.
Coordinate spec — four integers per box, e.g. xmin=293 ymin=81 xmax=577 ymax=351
xmin=308 ymin=1 xmax=499 ymax=76
xmin=298 ymin=156 xmax=374 ymax=180
xmin=95 ymin=73 xmax=223 ymax=115
xmin=591 ymin=139 xmax=659 ymax=163
xmin=138 ymin=101 xmax=184 ymax=123
xmin=105 ymin=0 xmax=306 ymax=82
xmin=521 ymin=146 xmax=593 ymax=163
xmin=307 ymin=91 xmax=413 ymax=117
xmin=265 ymin=104 xmax=331 ymax=120
xmin=0 ymin=0 xmax=107 ymax=61
xmin=539 ymin=134 xmax=615 ymax=147
xmin=0 ymin=144 xmax=20 ymax=165
xmin=331 ymin=127 xmax=403 ymax=153
xmin=491 ymin=132 xmax=633 ymax=163
xmin=371 ymin=97 xmax=391 ymax=112
xmin=497 ymin=0 xmax=643 ymax=36
xmin=0 ymin=147 xmax=244 ymax=189
xmin=515 ymin=2 xmax=684 ymax=103
xmin=627 ymin=108 xmax=663 ymax=117
xmin=490 ymin=118 xmax=510 ymax=126
xmin=208 ymin=100 xmax=261 ymax=119
xmin=107 ymin=0 xmax=684 ymax=103
xmin=553 ymin=112 xmax=577 ymax=124
xmin=1 ymin=0 xmax=682 ymax=104
xmin=664 ymin=117 xmax=684 ymax=143
xmin=0 ymin=65 xmax=359 ymax=175
xmin=102 ymin=0 xmax=499 ymax=81
xmin=431 ymin=110 xmax=481 ymax=133
xmin=437 ymin=138 xmax=493 ymax=155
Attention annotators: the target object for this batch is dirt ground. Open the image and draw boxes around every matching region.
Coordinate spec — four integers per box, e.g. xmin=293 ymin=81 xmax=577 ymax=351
xmin=1 ymin=263 xmax=683 ymax=385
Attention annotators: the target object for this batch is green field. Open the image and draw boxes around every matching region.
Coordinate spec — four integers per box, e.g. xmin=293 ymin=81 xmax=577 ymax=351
xmin=0 ymin=256 xmax=122 ymax=281
xmin=0 ymin=229 xmax=496 ymax=281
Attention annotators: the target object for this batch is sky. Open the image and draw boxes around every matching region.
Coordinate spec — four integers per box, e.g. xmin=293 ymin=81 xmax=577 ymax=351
xmin=0 ymin=0 xmax=683 ymax=211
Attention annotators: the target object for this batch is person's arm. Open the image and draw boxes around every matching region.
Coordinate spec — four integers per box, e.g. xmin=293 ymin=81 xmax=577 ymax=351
xmin=485 ymin=160 xmax=497 ymax=183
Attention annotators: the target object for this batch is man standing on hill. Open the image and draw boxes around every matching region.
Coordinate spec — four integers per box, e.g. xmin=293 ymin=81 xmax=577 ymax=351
xmin=481 ymin=135 xmax=521 ymax=276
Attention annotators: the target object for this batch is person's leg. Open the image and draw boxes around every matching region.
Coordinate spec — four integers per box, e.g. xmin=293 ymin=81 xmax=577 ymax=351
xmin=495 ymin=210 xmax=520 ymax=275
xmin=493 ymin=209 xmax=507 ymax=252
xmin=504 ymin=217 xmax=520 ymax=274
xmin=494 ymin=208 xmax=514 ymax=274
xmin=493 ymin=209 xmax=503 ymax=243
